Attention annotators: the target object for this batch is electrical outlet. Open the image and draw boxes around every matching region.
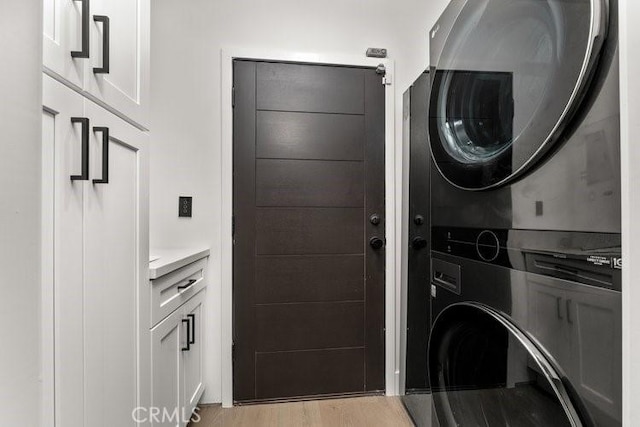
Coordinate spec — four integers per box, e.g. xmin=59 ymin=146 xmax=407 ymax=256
xmin=179 ymin=196 xmax=193 ymax=217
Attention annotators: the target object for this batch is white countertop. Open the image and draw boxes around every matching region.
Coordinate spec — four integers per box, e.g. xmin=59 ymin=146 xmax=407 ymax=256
xmin=149 ymin=247 xmax=210 ymax=280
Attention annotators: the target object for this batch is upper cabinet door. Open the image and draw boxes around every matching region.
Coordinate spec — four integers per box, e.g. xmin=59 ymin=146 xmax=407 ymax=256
xmin=43 ymin=0 xmax=87 ymax=88
xmin=85 ymin=0 xmax=150 ymax=129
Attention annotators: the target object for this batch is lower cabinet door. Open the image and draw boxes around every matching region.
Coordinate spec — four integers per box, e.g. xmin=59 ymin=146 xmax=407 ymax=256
xmin=83 ymin=99 xmax=150 ymax=426
xmin=44 ymin=75 xmax=151 ymax=427
xmin=151 ymin=309 xmax=184 ymax=427
xmin=182 ymin=290 xmax=206 ymax=418
xmin=151 ymin=289 xmax=206 ymax=427
xmin=43 ymin=73 xmax=86 ymax=427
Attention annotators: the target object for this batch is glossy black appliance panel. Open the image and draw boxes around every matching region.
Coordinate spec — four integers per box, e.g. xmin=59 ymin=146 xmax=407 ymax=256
xmin=432 ymin=227 xmax=622 ymax=291
xmin=429 ymin=41 xmax=621 ymax=234
xmin=429 ymin=304 xmax=578 ymax=426
xmin=429 ymin=0 xmax=610 ymax=191
xmin=405 ymin=72 xmax=432 ymax=393
xmin=429 ymin=253 xmax=622 ymax=427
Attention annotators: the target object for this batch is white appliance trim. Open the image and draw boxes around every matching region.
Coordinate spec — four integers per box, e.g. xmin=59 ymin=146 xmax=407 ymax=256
xmin=619 ymin=0 xmax=640 ymax=424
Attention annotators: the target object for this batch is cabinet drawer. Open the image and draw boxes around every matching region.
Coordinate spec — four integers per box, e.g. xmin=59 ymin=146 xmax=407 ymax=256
xmin=151 ymin=258 xmax=207 ymax=327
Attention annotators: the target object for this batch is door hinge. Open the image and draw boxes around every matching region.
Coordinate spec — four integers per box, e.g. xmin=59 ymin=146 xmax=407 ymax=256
xmin=382 ymin=75 xmax=392 ymax=86
xmin=232 ymin=87 xmax=236 ymax=108
xmin=232 ymin=215 xmax=235 ymax=236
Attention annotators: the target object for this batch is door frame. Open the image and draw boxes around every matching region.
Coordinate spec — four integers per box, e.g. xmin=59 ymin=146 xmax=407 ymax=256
xmin=220 ymin=48 xmax=396 ymax=407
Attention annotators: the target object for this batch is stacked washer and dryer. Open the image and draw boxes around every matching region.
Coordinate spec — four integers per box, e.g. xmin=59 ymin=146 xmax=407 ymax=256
xmin=425 ymin=0 xmax=622 ymax=426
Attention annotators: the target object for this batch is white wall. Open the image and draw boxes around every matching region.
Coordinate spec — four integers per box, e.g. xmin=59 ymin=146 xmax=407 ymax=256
xmin=150 ymin=0 xmax=448 ymax=403
xmin=0 ymin=0 xmax=43 ymax=423
xmin=619 ymin=0 xmax=640 ymax=424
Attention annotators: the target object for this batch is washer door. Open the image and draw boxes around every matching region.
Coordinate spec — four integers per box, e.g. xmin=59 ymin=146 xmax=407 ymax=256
xmin=429 ymin=0 xmax=608 ymax=190
xmin=428 ymin=303 xmax=585 ymax=426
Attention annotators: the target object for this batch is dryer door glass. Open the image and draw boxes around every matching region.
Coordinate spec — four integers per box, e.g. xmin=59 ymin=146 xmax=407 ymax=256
xmin=429 ymin=0 xmax=608 ymax=190
xmin=428 ymin=304 xmax=583 ymax=426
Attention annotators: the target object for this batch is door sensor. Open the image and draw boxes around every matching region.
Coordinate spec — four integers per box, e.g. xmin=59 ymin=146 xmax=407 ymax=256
xmin=366 ymin=48 xmax=387 ymax=58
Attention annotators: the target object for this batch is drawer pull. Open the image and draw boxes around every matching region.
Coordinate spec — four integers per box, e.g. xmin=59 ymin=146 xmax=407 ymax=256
xmin=177 ymin=279 xmax=198 ymax=292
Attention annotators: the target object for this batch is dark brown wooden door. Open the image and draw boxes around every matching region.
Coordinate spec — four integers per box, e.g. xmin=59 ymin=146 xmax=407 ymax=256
xmin=233 ymin=60 xmax=385 ymax=402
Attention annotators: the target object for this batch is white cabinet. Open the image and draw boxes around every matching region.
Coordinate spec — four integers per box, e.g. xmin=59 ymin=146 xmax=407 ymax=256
xmin=43 ymin=0 xmax=150 ymax=128
xmin=151 ymin=308 xmax=183 ymax=427
xmin=86 ymin=0 xmax=150 ymax=127
xmin=43 ymin=68 xmax=86 ymax=427
xmin=182 ymin=293 xmax=205 ymax=417
xmin=150 ymin=257 xmax=208 ymax=327
xmin=43 ymin=74 xmax=150 ymax=427
xmin=151 ymin=289 xmax=206 ymax=427
xmin=43 ymin=0 xmax=86 ymax=88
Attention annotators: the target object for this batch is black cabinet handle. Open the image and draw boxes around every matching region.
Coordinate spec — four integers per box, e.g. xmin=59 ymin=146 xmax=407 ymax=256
xmin=181 ymin=318 xmax=191 ymax=352
xmin=188 ymin=314 xmax=196 ymax=345
xmin=71 ymin=0 xmax=90 ymax=58
xmin=70 ymin=117 xmax=90 ymax=181
xmin=92 ymin=127 xmax=109 ymax=184
xmin=177 ymin=279 xmax=198 ymax=292
xmin=93 ymin=15 xmax=110 ymax=74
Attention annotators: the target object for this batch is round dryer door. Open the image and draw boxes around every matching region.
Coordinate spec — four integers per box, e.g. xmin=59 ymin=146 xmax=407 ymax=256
xmin=428 ymin=303 xmax=586 ymax=426
xmin=429 ymin=0 xmax=609 ymax=190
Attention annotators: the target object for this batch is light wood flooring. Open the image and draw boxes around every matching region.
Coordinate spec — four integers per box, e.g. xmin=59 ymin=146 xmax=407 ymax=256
xmin=189 ymin=396 xmax=415 ymax=427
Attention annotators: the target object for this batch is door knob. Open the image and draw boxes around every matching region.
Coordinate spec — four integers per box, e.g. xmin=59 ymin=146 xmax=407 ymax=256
xmin=370 ymin=237 xmax=384 ymax=250
xmin=412 ymin=236 xmax=427 ymax=250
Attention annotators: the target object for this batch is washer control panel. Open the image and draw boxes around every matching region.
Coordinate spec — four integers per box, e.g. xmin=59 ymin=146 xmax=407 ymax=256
xmin=431 ymin=227 xmax=622 ymax=291
xmin=476 ymin=230 xmax=500 ymax=262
